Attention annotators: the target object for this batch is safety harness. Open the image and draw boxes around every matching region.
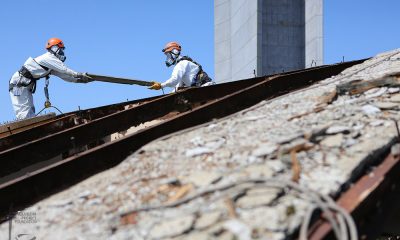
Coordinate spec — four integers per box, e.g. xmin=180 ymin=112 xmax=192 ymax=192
xmin=177 ymin=56 xmax=212 ymax=87
xmin=9 ymin=61 xmax=51 ymax=93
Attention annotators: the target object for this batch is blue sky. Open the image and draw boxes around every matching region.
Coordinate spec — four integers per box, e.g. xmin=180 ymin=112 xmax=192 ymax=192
xmin=0 ymin=1 xmax=399 ymax=122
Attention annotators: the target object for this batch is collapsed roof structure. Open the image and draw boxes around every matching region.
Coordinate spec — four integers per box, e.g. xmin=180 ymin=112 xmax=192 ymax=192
xmin=1 ymin=49 xmax=400 ymax=239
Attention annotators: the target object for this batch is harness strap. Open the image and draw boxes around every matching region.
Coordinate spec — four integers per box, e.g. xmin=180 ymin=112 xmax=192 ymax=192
xmin=177 ymin=56 xmax=203 ymax=71
xmin=14 ymin=61 xmax=51 ymax=93
xmin=16 ymin=66 xmax=37 ymax=92
xmin=177 ymin=56 xmax=210 ymax=86
xmin=19 ymin=66 xmax=37 ymax=81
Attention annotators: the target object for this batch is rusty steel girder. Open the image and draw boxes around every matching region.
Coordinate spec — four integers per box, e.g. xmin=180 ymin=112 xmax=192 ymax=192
xmin=0 ymin=60 xmax=365 ymax=153
xmin=0 ymin=113 xmax=57 ymax=138
xmin=308 ymin=139 xmax=400 ymax=239
xmin=0 ymin=74 xmax=278 ymax=179
xmin=0 ymin=74 xmax=275 ymax=153
xmin=0 ymin=95 xmax=163 ymax=152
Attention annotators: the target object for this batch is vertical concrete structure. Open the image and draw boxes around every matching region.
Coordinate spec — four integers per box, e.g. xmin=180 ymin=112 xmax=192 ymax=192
xmin=258 ymin=0 xmax=306 ymax=76
xmin=215 ymin=0 xmax=323 ymax=83
xmin=305 ymin=0 xmax=324 ymax=67
xmin=215 ymin=0 xmax=259 ymax=83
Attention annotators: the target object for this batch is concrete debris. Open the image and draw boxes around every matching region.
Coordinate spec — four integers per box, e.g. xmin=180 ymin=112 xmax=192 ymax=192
xmin=317 ymin=88 xmax=338 ymax=106
xmin=236 ymin=188 xmax=280 ymax=209
xmin=251 ymin=142 xmax=278 ymax=157
xmin=361 ymin=104 xmax=381 ymax=115
xmin=320 ymin=134 xmax=343 ymax=148
xmin=343 ymin=138 xmax=358 ymax=147
xmin=279 ymin=138 xmax=313 ymax=154
xmin=149 ymin=215 xmax=195 ymax=239
xmin=389 ymin=93 xmax=400 ymax=102
xmin=373 ymin=101 xmax=399 ymax=110
xmin=243 ymin=164 xmax=274 ymax=178
xmin=182 ymin=171 xmax=222 ymax=187
xmin=391 ymin=143 xmax=400 ymax=156
xmin=194 ymin=211 xmax=222 ymax=230
xmin=239 ymin=207 xmax=283 ymax=231
xmin=222 ymin=219 xmax=251 ymax=240
xmin=78 ymin=190 xmax=92 ymax=199
xmin=48 ymin=199 xmax=73 ymax=208
xmin=110 ymin=119 xmax=163 ymax=141
xmin=190 ymin=136 xmax=205 ymax=146
xmin=163 ymin=184 xmax=193 ymax=204
xmin=370 ymin=120 xmax=385 ymax=127
xmin=87 ymin=198 xmax=102 ymax=206
xmin=185 ymin=147 xmax=212 ymax=157
xmin=388 ymin=87 xmax=400 ymax=94
xmin=364 ymin=87 xmax=387 ymax=98
xmin=2 ymin=49 xmax=400 ymax=239
xmin=326 ymin=125 xmax=351 ymax=134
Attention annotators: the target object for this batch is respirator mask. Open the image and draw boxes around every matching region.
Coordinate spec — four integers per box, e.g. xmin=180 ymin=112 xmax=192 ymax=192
xmin=165 ymin=49 xmax=180 ymax=67
xmin=50 ymin=45 xmax=66 ymax=62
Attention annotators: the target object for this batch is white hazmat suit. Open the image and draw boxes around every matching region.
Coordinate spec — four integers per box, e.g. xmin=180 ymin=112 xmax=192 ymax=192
xmin=9 ymin=52 xmax=81 ymax=119
xmin=161 ymin=57 xmax=215 ymax=91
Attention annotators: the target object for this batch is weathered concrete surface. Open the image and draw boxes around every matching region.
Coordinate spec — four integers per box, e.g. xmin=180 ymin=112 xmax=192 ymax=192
xmin=1 ymin=49 xmax=400 ymax=239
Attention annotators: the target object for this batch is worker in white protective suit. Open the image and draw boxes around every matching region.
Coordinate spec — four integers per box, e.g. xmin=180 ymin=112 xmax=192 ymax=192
xmin=8 ymin=37 xmax=92 ymax=120
xmin=148 ymin=42 xmax=214 ymax=91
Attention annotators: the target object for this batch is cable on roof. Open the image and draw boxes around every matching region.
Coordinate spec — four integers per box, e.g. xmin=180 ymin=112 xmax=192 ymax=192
xmin=121 ymin=178 xmax=357 ymax=240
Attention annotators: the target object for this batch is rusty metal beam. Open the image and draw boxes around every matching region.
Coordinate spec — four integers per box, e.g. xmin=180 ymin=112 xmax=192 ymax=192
xmin=0 ymin=113 xmax=56 ymax=138
xmin=0 ymin=59 xmax=365 ymax=217
xmin=0 ymin=60 xmax=365 ymax=154
xmin=0 ymin=75 xmax=270 ymax=178
xmin=0 ymin=95 xmax=163 ymax=152
xmin=308 ymin=142 xmax=400 ymax=239
xmin=0 ymin=114 xmax=78 ymax=151
xmin=0 ymin=59 xmax=367 ymax=152
xmin=0 ymin=73 xmax=272 ymax=153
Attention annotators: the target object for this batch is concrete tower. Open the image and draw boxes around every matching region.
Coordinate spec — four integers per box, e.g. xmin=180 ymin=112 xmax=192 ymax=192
xmin=215 ymin=0 xmax=323 ymax=83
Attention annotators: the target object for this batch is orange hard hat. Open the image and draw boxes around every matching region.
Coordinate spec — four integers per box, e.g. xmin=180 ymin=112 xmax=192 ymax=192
xmin=45 ymin=38 xmax=65 ymax=49
xmin=162 ymin=42 xmax=181 ymax=53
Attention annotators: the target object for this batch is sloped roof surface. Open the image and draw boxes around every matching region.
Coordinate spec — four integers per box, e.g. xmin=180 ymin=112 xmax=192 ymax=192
xmin=1 ymin=49 xmax=400 ymax=239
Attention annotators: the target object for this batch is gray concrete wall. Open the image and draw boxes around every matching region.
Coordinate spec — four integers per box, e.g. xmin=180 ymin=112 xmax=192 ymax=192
xmin=215 ymin=0 xmax=232 ymax=83
xmin=259 ymin=0 xmax=305 ymax=76
xmin=215 ymin=0 xmax=258 ymax=83
xmin=305 ymin=0 xmax=323 ymax=67
xmin=215 ymin=0 xmax=323 ymax=83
